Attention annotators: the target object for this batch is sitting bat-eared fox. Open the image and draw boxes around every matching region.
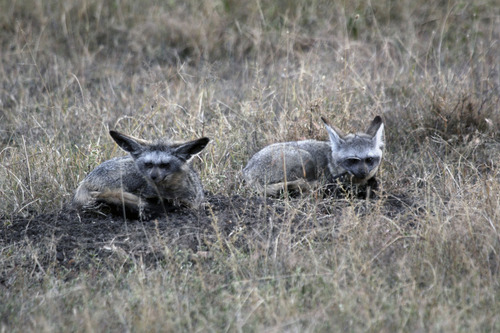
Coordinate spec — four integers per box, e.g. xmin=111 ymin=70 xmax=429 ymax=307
xmin=243 ymin=116 xmax=385 ymax=198
xmin=73 ymin=131 xmax=210 ymax=217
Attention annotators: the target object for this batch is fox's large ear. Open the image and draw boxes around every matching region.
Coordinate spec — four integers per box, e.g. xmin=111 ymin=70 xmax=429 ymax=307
xmin=174 ymin=137 xmax=210 ymax=161
xmin=367 ymin=116 xmax=385 ymax=149
xmin=109 ymin=130 xmax=145 ymax=155
xmin=321 ymin=117 xmax=345 ymax=137
xmin=321 ymin=117 xmax=344 ymax=149
xmin=366 ymin=116 xmax=383 ymax=136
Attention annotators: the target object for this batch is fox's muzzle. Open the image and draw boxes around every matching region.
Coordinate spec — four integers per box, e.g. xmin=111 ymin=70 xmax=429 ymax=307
xmin=352 ymin=167 xmax=369 ymax=179
xmin=149 ymin=167 xmax=164 ymax=182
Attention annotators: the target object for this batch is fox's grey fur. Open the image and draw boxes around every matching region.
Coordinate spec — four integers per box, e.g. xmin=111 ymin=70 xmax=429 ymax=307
xmin=243 ymin=116 xmax=385 ymax=196
xmin=73 ymin=131 xmax=210 ymax=215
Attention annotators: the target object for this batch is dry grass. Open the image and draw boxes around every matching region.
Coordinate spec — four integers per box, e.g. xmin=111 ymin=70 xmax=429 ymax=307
xmin=1 ymin=0 xmax=500 ymax=331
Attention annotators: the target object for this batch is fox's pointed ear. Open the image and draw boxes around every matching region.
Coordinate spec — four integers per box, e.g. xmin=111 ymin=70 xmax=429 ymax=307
xmin=367 ymin=116 xmax=385 ymax=149
xmin=322 ymin=117 xmax=344 ymax=149
xmin=321 ymin=117 xmax=346 ymax=137
xmin=109 ymin=130 xmax=145 ymax=155
xmin=366 ymin=116 xmax=383 ymax=136
xmin=174 ymin=137 xmax=210 ymax=161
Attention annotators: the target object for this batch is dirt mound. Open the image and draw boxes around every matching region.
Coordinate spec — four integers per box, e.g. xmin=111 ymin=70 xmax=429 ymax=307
xmin=0 ymin=193 xmax=414 ymax=274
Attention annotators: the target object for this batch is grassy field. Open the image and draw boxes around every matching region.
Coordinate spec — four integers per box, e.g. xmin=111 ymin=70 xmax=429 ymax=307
xmin=1 ymin=0 xmax=500 ymax=331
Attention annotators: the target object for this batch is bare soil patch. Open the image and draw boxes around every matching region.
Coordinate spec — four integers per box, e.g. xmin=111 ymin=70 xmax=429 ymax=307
xmin=1 ymin=192 xmax=415 ymax=275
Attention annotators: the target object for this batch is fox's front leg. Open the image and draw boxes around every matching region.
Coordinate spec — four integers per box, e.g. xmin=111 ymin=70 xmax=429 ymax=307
xmin=91 ymin=190 xmax=145 ymax=212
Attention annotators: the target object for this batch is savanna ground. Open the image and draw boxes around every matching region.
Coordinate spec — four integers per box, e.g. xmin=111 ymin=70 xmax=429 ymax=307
xmin=1 ymin=0 xmax=500 ymax=331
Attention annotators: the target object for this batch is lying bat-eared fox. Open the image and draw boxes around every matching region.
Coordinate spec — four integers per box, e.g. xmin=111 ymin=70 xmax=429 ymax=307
xmin=243 ymin=116 xmax=385 ymax=198
xmin=73 ymin=131 xmax=210 ymax=217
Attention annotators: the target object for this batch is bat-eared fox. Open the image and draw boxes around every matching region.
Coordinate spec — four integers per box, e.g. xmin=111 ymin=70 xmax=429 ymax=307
xmin=243 ymin=116 xmax=385 ymax=198
xmin=73 ymin=131 xmax=209 ymax=216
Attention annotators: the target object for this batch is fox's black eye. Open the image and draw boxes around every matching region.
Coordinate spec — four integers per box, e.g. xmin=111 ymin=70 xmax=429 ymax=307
xmin=344 ymin=158 xmax=359 ymax=167
xmin=145 ymin=162 xmax=154 ymax=168
xmin=365 ymin=157 xmax=379 ymax=165
xmin=159 ymin=162 xmax=170 ymax=169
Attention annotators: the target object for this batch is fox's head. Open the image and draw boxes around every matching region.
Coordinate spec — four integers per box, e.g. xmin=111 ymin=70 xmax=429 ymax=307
xmin=322 ymin=116 xmax=385 ymax=184
xmin=109 ymin=131 xmax=210 ymax=185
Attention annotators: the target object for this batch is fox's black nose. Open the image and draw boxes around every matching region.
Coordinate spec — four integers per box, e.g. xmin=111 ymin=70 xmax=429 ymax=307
xmin=150 ymin=168 xmax=160 ymax=182
xmin=354 ymin=171 xmax=367 ymax=179
xmin=353 ymin=164 xmax=369 ymax=179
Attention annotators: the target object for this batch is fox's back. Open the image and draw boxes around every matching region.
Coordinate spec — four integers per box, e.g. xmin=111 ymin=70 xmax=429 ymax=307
xmin=243 ymin=139 xmax=332 ymax=187
xmin=82 ymin=156 xmax=148 ymax=193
